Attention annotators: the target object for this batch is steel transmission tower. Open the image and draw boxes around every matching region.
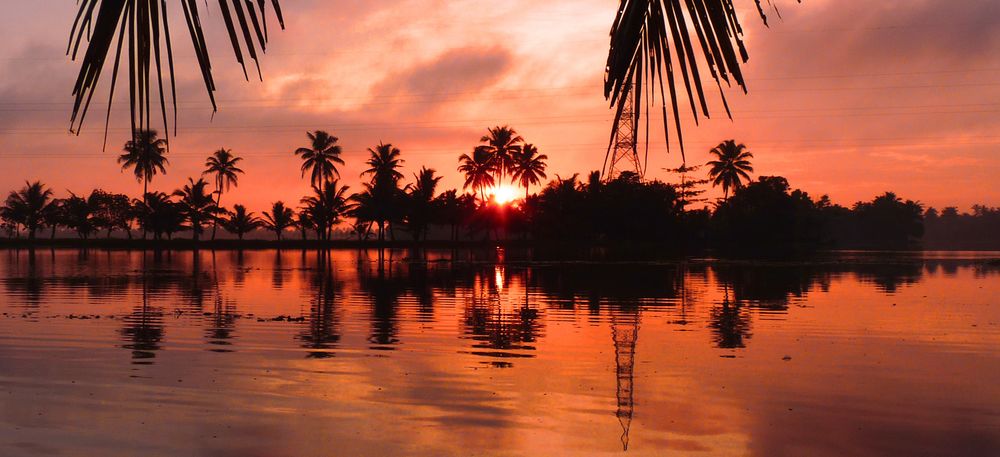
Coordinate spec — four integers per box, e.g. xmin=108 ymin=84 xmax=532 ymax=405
xmin=603 ymin=85 xmax=644 ymax=181
xmin=611 ymin=306 xmax=640 ymax=451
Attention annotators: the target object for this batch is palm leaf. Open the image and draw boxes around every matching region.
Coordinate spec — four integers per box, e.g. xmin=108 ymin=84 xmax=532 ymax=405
xmin=68 ymin=0 xmax=284 ymax=145
xmin=605 ymin=0 xmax=798 ymax=162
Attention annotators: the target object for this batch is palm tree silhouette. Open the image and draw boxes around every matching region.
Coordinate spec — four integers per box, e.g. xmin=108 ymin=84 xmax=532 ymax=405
xmin=478 ymin=126 xmax=523 ymax=181
xmin=405 ymin=167 xmax=442 ymax=241
xmin=458 ymin=147 xmax=496 ymax=203
xmin=118 ymin=129 xmax=169 ymax=205
xmin=172 ymin=178 xmax=221 ymax=241
xmin=361 ymin=143 xmax=405 ymax=242
xmin=295 ymin=131 xmax=345 ymax=193
xmin=222 ymin=204 xmax=261 ymax=241
xmin=262 ymin=201 xmax=295 ymax=241
xmin=511 ymin=144 xmax=548 ymax=201
xmin=203 ymin=148 xmax=245 ymax=240
xmin=301 ymin=181 xmax=353 ymax=241
xmin=363 ymin=142 xmax=405 ymax=185
xmin=2 ymin=181 xmax=54 ymax=240
xmin=707 ymin=140 xmax=754 ymax=202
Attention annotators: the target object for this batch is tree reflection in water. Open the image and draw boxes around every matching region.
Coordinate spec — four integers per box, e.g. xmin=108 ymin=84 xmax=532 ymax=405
xmin=461 ymin=258 xmax=544 ymax=367
xmin=297 ymin=250 xmax=342 ymax=358
xmin=120 ymin=252 xmax=164 ymax=364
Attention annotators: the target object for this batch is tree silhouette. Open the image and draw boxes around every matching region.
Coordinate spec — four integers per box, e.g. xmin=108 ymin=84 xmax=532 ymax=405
xmin=2 ymin=181 xmax=54 ymax=239
xmin=359 ymin=143 xmax=405 ymax=242
xmin=404 ymin=167 xmax=443 ymax=241
xmin=203 ymin=148 xmax=245 ymax=240
xmin=222 ymin=204 xmax=261 ymax=240
xmin=511 ymin=144 xmax=548 ymax=201
xmin=172 ymin=178 xmax=221 ymax=241
xmin=458 ymin=147 xmax=496 ymax=203
xmin=301 ymin=181 xmax=353 ymax=241
xmin=262 ymin=201 xmax=295 ymax=241
xmin=477 ymin=126 xmax=523 ymax=181
xmin=118 ymin=130 xmax=169 ymax=214
xmin=707 ymin=140 xmax=754 ymax=201
xmin=295 ymin=131 xmax=345 ymax=193
xmin=363 ymin=142 xmax=405 ymax=185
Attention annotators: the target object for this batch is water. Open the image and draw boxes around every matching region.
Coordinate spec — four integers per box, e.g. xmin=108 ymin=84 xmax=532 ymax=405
xmin=1 ymin=248 xmax=998 ymax=456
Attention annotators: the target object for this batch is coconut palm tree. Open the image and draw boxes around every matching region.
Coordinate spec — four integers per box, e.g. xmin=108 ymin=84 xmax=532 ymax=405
xmin=2 ymin=181 xmax=54 ymax=240
xmin=707 ymin=140 xmax=754 ymax=202
xmin=477 ymin=126 xmax=523 ymax=180
xmin=295 ymin=211 xmax=315 ymax=241
xmin=404 ymin=167 xmax=443 ymax=241
xmin=301 ymin=181 xmax=353 ymax=241
xmin=511 ymin=144 xmax=548 ymax=201
xmin=61 ymin=191 xmax=100 ymax=240
xmin=262 ymin=201 xmax=295 ymax=241
xmin=458 ymin=147 xmax=496 ymax=203
xmin=361 ymin=143 xmax=405 ymax=241
xmin=203 ymin=148 xmax=245 ymax=240
xmin=295 ymin=130 xmax=345 ymax=193
xmin=223 ymin=205 xmax=261 ymax=241
xmin=172 ymin=178 xmax=221 ymax=241
xmin=363 ymin=142 xmax=404 ymax=186
xmin=118 ymin=129 xmax=169 ymax=200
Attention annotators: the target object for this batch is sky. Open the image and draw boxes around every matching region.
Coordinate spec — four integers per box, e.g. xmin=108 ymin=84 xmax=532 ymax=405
xmin=1 ymin=0 xmax=998 ymax=212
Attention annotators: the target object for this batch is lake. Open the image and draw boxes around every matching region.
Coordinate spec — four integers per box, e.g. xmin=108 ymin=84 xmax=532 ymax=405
xmin=1 ymin=248 xmax=998 ymax=456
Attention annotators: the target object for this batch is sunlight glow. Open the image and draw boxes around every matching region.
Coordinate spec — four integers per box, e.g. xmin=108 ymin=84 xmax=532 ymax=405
xmin=489 ymin=185 xmax=519 ymax=205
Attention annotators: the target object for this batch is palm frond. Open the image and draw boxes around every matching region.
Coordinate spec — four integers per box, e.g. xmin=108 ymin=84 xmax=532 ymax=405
xmin=68 ymin=0 xmax=284 ymax=145
xmin=605 ymin=0 xmax=798 ymax=161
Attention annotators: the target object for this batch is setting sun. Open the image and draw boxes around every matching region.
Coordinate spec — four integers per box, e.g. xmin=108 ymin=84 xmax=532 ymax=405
xmin=489 ymin=185 xmax=520 ymax=205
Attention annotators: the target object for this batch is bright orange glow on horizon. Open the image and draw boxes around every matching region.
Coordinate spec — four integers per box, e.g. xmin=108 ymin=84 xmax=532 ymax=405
xmin=489 ymin=185 xmax=520 ymax=205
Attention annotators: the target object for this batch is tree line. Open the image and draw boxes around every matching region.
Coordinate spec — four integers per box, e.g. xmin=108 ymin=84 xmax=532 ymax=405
xmin=1 ymin=129 xmax=989 ymax=251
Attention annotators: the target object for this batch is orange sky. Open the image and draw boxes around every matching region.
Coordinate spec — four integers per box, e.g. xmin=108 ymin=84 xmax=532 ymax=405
xmin=1 ymin=0 xmax=998 ymax=212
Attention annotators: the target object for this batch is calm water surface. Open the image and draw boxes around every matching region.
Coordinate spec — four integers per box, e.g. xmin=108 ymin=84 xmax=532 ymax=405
xmin=1 ymin=248 xmax=998 ymax=456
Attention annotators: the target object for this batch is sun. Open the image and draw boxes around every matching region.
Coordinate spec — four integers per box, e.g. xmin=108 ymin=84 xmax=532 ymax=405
xmin=489 ymin=185 xmax=519 ymax=205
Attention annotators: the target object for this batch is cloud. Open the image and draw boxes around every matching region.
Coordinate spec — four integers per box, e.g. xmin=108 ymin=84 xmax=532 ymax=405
xmin=368 ymin=46 xmax=513 ymax=116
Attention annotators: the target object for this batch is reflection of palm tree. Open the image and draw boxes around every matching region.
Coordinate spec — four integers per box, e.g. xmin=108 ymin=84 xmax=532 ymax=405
xmin=121 ymin=261 xmax=165 ymax=363
xmin=295 ymin=130 xmax=344 ymax=193
xmin=298 ymin=251 xmax=342 ymax=358
xmin=707 ymin=140 xmax=753 ymax=201
xmin=203 ymin=148 xmax=244 ymax=240
xmin=511 ymin=144 xmax=548 ymax=201
xmin=709 ymin=282 xmax=752 ymax=349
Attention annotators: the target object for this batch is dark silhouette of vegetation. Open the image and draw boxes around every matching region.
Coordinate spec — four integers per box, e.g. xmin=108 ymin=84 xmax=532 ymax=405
xmin=68 ymin=1 xmax=284 ymax=138
xmin=204 ymin=148 xmax=245 ymax=240
xmin=118 ymin=130 xmax=169 ymax=199
xmin=1 ymin=131 xmax=974 ymax=254
xmin=295 ymin=131 xmax=344 ymax=193
xmin=2 ymin=181 xmax=53 ymax=239
xmin=223 ymin=205 xmax=262 ymax=241
xmin=707 ymin=140 xmax=754 ymax=201
xmin=924 ymin=206 xmax=1000 ymax=250
xmin=262 ymin=201 xmax=295 ymax=241
xmin=172 ymin=178 xmax=222 ymax=241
